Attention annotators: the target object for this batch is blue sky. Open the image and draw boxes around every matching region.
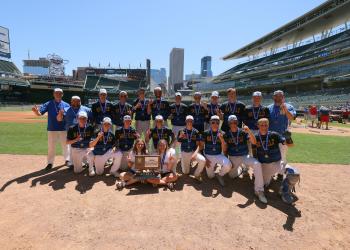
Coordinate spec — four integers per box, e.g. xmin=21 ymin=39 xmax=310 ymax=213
xmin=1 ymin=0 xmax=325 ymax=76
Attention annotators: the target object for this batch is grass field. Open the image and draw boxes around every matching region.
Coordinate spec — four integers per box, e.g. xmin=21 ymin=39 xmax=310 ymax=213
xmin=0 ymin=122 xmax=349 ymax=164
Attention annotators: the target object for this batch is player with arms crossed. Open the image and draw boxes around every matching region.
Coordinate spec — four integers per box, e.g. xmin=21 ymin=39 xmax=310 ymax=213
xmin=200 ymin=115 xmax=232 ymax=186
xmin=169 ymin=92 xmax=188 ymax=141
xmin=177 ymin=115 xmax=206 ymax=182
xmin=252 ymin=118 xmax=300 ymax=204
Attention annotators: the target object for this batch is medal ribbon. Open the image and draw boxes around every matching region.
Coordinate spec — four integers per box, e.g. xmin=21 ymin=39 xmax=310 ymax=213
xmin=258 ymin=132 xmax=269 ymax=153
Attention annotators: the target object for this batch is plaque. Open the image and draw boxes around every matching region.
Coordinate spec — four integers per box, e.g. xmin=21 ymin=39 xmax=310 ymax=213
xmin=135 ymin=155 xmax=161 ymax=171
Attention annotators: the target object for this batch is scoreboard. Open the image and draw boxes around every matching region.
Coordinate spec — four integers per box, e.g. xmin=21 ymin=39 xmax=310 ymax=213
xmin=0 ymin=26 xmax=10 ymax=58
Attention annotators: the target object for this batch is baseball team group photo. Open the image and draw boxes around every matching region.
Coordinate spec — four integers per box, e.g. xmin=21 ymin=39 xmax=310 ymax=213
xmin=1 ymin=0 xmax=350 ymax=249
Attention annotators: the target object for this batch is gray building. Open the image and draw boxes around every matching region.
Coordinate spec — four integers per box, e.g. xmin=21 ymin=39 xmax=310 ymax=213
xmin=201 ymin=56 xmax=212 ymax=77
xmin=150 ymin=68 xmax=167 ymax=91
xmin=169 ymin=48 xmax=184 ymax=93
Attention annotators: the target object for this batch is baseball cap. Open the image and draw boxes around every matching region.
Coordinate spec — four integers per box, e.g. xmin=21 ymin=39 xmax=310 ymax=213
xmin=71 ymin=95 xmax=81 ymax=100
xmin=210 ymin=115 xmax=220 ymax=121
xmin=175 ymin=92 xmax=182 ymax=97
xmin=99 ymin=89 xmax=107 ymax=94
xmin=228 ymin=115 xmax=238 ymax=123
xmin=194 ymin=91 xmax=202 ymax=96
xmin=120 ymin=91 xmax=127 ymax=96
xmin=54 ymin=88 xmax=63 ymax=93
xmin=273 ymin=90 xmax=284 ymax=96
xmin=155 ymin=115 xmax=164 ymax=121
xmin=211 ymin=91 xmax=219 ymax=97
xmin=185 ymin=115 xmax=194 ymax=121
xmin=102 ymin=117 xmax=112 ymax=125
xmin=252 ymin=91 xmax=262 ymax=97
xmin=154 ymin=87 xmax=162 ymax=91
xmin=78 ymin=111 xmax=88 ymax=118
xmin=123 ymin=115 xmax=132 ymax=121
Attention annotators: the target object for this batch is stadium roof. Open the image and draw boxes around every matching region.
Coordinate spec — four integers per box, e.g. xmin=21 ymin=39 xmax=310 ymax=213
xmin=223 ymin=0 xmax=350 ymax=60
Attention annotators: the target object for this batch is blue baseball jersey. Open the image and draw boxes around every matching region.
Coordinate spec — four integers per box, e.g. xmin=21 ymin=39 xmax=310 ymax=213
xmin=268 ymin=103 xmax=296 ymax=134
xmin=63 ymin=105 xmax=92 ymax=130
xmin=220 ymin=101 xmax=246 ymax=132
xmin=92 ymin=131 xmax=116 ymax=155
xmin=150 ymin=99 xmax=171 ymax=120
xmin=206 ymin=103 xmax=220 ymax=123
xmin=148 ymin=126 xmax=174 ymax=149
xmin=201 ymin=129 xmax=224 ymax=155
xmin=91 ymin=100 xmax=114 ymax=125
xmin=115 ymin=126 xmax=138 ymax=152
xmin=244 ymin=105 xmax=270 ymax=131
xmin=177 ymin=127 xmax=201 ymax=152
xmin=67 ymin=123 xmax=94 ymax=148
xmin=255 ymin=131 xmax=285 ymax=163
xmin=223 ymin=128 xmax=249 ymax=156
xmin=170 ymin=103 xmax=188 ymax=126
xmin=133 ymin=98 xmax=151 ymax=121
xmin=113 ymin=102 xmax=133 ymax=126
xmin=39 ymin=100 xmax=70 ymax=131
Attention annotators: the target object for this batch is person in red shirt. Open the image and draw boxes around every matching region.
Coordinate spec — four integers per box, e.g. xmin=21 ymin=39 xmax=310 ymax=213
xmin=309 ymin=105 xmax=318 ymax=128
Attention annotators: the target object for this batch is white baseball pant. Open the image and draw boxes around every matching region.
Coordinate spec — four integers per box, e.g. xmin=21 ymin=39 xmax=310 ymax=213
xmin=181 ymin=151 xmax=206 ymax=177
xmin=228 ymin=155 xmax=264 ymax=192
xmin=172 ymin=125 xmax=184 ymax=155
xmin=87 ymin=150 xmax=123 ymax=175
xmin=47 ymin=131 xmax=69 ymax=165
xmin=261 ymin=160 xmax=295 ymax=186
xmin=205 ymin=154 xmax=232 ymax=178
xmin=135 ymin=120 xmax=150 ymax=138
xmin=279 ymin=143 xmax=288 ymax=163
xmin=71 ymin=147 xmax=89 ymax=174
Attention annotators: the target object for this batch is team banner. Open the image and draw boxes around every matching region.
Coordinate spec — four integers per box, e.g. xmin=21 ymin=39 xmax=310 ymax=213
xmin=0 ymin=26 xmax=11 ymax=58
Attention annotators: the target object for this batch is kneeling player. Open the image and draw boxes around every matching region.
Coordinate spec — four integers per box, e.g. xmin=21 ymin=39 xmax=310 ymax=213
xmin=253 ymin=118 xmax=300 ymax=204
xmin=201 ymin=115 xmax=232 ymax=186
xmin=177 ymin=115 xmax=206 ymax=182
xmin=66 ymin=111 xmax=94 ymax=174
xmin=87 ymin=117 xmax=122 ymax=176
xmin=223 ymin=115 xmax=266 ymax=203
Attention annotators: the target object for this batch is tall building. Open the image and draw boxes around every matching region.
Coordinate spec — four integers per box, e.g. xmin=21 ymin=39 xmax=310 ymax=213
xmin=23 ymin=58 xmax=50 ymax=76
xmin=169 ymin=48 xmax=184 ymax=93
xmin=150 ymin=68 xmax=167 ymax=91
xmin=201 ymin=56 xmax=213 ymax=77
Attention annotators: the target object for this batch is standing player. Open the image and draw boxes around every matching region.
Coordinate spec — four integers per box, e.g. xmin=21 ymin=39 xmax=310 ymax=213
xmin=177 ymin=115 xmax=206 ymax=182
xmin=204 ymin=91 xmax=221 ymax=131
xmin=113 ymin=91 xmax=133 ymax=128
xmin=148 ymin=87 xmax=171 ymax=126
xmin=188 ymin=92 xmax=207 ymax=133
xmin=87 ymin=117 xmax=122 ymax=176
xmin=223 ymin=115 xmax=266 ymax=203
xmin=169 ymin=92 xmax=188 ymax=142
xmin=253 ymin=118 xmax=300 ymax=204
xmin=133 ymin=88 xmax=151 ymax=138
xmin=200 ymin=115 xmax=232 ymax=186
xmin=91 ymin=89 xmax=114 ymax=128
xmin=31 ymin=88 xmax=70 ymax=170
xmin=319 ymin=106 xmax=330 ymax=130
xmin=268 ymin=90 xmax=296 ymax=163
xmin=114 ymin=115 xmax=140 ymax=173
xmin=309 ymin=104 xmax=318 ymax=128
xmin=145 ymin=115 xmax=175 ymax=154
xmin=66 ymin=111 xmax=94 ymax=174
xmin=244 ymin=91 xmax=270 ymax=132
xmin=219 ymin=88 xmax=246 ymax=132
xmin=57 ymin=95 xmax=91 ymax=169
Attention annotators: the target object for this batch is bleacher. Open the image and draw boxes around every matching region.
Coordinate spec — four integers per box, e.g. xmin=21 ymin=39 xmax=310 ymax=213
xmin=83 ymin=75 xmax=143 ymax=92
xmin=0 ymin=60 xmax=22 ymax=76
xmin=0 ymin=77 xmax=29 ymax=87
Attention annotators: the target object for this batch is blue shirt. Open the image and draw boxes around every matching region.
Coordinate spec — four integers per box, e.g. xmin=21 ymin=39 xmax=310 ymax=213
xmin=170 ymin=103 xmax=188 ymax=126
xmin=92 ymin=131 xmax=116 ymax=155
xmin=39 ymin=100 xmax=70 ymax=131
xmin=202 ymin=130 xmax=224 ymax=155
xmin=177 ymin=128 xmax=201 ymax=152
xmin=63 ymin=105 xmax=92 ymax=130
xmin=67 ymin=124 xmax=94 ymax=148
xmin=255 ymin=131 xmax=285 ymax=163
xmin=223 ymin=128 xmax=249 ymax=156
xmin=268 ymin=103 xmax=296 ymax=135
xmin=133 ymin=98 xmax=151 ymax=121
xmin=115 ymin=126 xmax=138 ymax=152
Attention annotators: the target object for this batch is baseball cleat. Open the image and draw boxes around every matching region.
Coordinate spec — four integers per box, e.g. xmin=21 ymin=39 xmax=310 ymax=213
xmin=216 ymin=174 xmax=226 ymax=187
xmin=194 ymin=175 xmax=203 ymax=183
xmin=167 ymin=182 xmax=175 ymax=191
xmin=255 ymin=191 xmax=268 ymax=204
xmin=45 ymin=164 xmax=53 ymax=170
xmin=89 ymin=169 xmax=96 ymax=177
xmin=116 ymin=181 xmax=125 ymax=190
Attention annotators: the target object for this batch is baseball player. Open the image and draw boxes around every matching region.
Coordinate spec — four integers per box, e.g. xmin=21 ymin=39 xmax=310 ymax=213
xmin=145 ymin=115 xmax=175 ymax=155
xmin=309 ymin=104 xmax=318 ymax=128
xmin=31 ymin=88 xmax=70 ymax=170
xmin=268 ymin=90 xmax=296 ymax=163
xmin=244 ymin=91 xmax=270 ymax=132
xmin=147 ymin=87 xmax=171 ymax=125
xmin=204 ymin=91 xmax=221 ymax=131
xmin=87 ymin=117 xmax=122 ymax=176
xmin=169 ymin=92 xmax=188 ymax=141
xmin=223 ymin=115 xmax=266 ymax=203
xmin=57 ymin=95 xmax=92 ymax=169
xmin=91 ymin=89 xmax=114 ymax=128
xmin=133 ymin=88 xmax=151 ymax=137
xmin=200 ymin=115 xmax=232 ymax=186
xmin=252 ymin=118 xmax=300 ymax=204
xmin=113 ymin=91 xmax=133 ymax=127
xmin=188 ymin=92 xmax=208 ymax=133
xmin=114 ymin=115 xmax=140 ymax=172
xmin=177 ymin=115 xmax=206 ymax=182
xmin=219 ymin=88 xmax=246 ymax=132
xmin=66 ymin=111 xmax=94 ymax=174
